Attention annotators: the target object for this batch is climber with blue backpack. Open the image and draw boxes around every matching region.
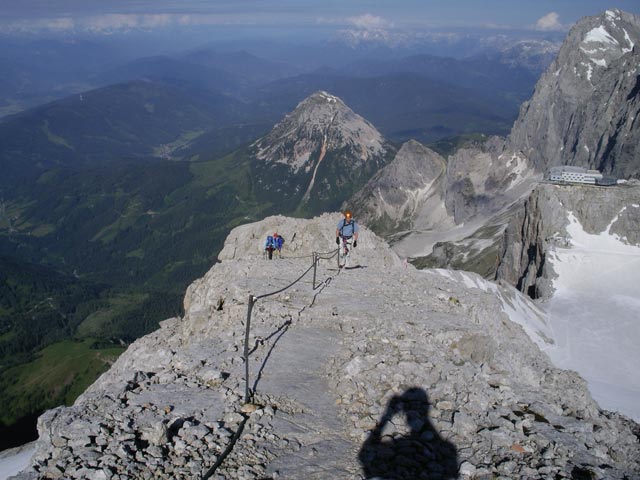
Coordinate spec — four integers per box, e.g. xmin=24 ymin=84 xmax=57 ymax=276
xmin=336 ymin=210 xmax=359 ymax=268
xmin=264 ymin=234 xmax=277 ymax=260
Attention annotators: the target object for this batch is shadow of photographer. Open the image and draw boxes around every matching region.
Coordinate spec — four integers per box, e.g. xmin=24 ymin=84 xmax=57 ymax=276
xmin=359 ymin=387 xmax=459 ymax=479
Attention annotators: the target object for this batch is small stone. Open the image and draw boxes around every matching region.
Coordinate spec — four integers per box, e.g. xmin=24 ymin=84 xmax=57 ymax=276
xmin=511 ymin=443 xmax=527 ymax=453
xmin=146 ymin=446 xmax=164 ymax=458
xmin=459 ymin=461 xmax=477 ymax=477
xmin=240 ymin=403 xmax=259 ymax=414
xmin=140 ymin=422 xmax=169 ymax=446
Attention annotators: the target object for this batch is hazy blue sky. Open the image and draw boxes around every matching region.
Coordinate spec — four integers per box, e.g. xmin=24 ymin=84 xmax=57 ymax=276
xmin=1 ymin=1 xmax=638 ymax=34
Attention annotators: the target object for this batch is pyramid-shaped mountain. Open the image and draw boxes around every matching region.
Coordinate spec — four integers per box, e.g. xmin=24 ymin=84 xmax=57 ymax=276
xmin=248 ymin=91 xmax=396 ymax=215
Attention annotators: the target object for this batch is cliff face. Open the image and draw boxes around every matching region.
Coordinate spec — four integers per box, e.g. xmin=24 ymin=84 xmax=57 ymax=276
xmin=347 ymin=140 xmax=452 ymax=238
xmin=496 ymin=182 xmax=640 ymax=299
xmin=349 ymin=136 xmax=539 ymax=266
xmin=443 ymin=137 xmax=536 ymax=225
xmin=12 ymin=214 xmax=640 ymax=479
xmin=508 ymin=9 xmax=640 ymax=178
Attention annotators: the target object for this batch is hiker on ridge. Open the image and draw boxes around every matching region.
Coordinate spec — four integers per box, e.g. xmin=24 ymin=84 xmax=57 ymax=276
xmin=274 ymin=232 xmax=285 ymax=258
xmin=264 ymin=234 xmax=276 ymax=260
xmin=336 ymin=210 xmax=358 ymax=268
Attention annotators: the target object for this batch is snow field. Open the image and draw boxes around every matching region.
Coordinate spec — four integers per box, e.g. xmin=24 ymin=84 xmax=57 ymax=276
xmin=544 ymin=211 xmax=640 ymax=421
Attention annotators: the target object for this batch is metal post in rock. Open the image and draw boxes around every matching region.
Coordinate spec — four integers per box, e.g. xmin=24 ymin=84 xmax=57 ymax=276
xmin=243 ymin=294 xmax=256 ymax=404
xmin=312 ymin=252 xmax=317 ymax=289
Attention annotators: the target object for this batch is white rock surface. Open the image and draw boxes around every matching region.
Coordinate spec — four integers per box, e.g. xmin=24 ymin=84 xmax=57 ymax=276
xmin=10 ymin=214 xmax=640 ymax=479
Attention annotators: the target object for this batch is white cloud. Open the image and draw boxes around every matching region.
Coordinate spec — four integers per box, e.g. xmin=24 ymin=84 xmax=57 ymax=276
xmin=346 ymin=14 xmax=393 ymax=31
xmin=0 ymin=12 xmax=248 ymax=34
xmin=534 ymin=12 xmax=564 ymax=31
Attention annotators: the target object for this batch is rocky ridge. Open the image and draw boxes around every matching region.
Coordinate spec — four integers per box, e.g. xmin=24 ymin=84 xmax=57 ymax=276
xmin=12 ymin=214 xmax=640 ymax=479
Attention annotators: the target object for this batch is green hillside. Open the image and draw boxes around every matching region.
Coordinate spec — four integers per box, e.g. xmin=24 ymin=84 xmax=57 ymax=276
xmin=0 ymin=80 xmax=254 ymax=187
xmin=0 ymin=148 xmax=281 ymax=437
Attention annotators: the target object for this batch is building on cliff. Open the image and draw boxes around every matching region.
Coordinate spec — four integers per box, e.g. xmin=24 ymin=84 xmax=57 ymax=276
xmin=547 ymin=166 xmax=617 ymax=186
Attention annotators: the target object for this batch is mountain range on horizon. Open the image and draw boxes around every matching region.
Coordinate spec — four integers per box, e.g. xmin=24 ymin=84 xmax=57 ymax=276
xmin=0 ymin=9 xmax=639 ymax=471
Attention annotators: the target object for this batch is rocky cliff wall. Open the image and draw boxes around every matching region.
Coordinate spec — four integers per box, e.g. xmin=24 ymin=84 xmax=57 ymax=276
xmin=496 ymin=182 xmax=640 ymax=299
xmin=508 ymin=10 xmax=640 ymax=178
xmin=12 ymin=214 xmax=640 ymax=479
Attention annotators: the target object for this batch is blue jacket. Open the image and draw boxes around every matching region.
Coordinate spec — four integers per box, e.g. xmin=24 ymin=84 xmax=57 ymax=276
xmin=337 ymin=218 xmax=358 ymax=238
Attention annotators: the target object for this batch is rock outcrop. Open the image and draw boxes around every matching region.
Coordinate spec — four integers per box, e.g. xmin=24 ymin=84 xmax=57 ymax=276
xmin=508 ymin=9 xmax=640 ymax=178
xmin=444 ymin=137 xmax=536 ymax=225
xmin=347 ymin=140 xmax=452 ymax=238
xmin=496 ymin=182 xmax=640 ymax=299
xmin=349 ymin=136 xmax=539 ymax=276
xmin=12 ymin=214 xmax=640 ymax=479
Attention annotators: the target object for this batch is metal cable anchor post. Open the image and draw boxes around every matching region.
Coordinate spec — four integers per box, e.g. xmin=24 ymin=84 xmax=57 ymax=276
xmin=312 ymin=252 xmax=317 ymax=289
xmin=243 ymin=294 xmax=257 ymax=404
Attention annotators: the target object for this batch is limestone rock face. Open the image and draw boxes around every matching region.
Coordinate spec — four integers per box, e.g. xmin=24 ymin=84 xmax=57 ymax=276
xmin=508 ymin=9 xmax=640 ymax=178
xmin=349 ymin=136 xmax=539 ymax=276
xmin=350 ymin=137 xmax=539 ymax=237
xmin=12 ymin=214 xmax=640 ymax=480
xmin=444 ymin=137 xmax=537 ymax=225
xmin=348 ymin=140 xmax=453 ymax=237
xmin=496 ymin=182 xmax=640 ymax=299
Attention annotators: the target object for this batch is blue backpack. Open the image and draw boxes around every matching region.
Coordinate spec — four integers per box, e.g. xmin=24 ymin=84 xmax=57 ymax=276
xmin=266 ymin=235 xmax=275 ymax=248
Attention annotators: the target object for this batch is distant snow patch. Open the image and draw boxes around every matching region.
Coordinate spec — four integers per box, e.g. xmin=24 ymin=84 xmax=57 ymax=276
xmin=318 ymin=91 xmax=338 ymax=104
xmin=606 ymin=10 xmax=621 ymax=21
xmin=584 ymin=26 xmax=619 ymax=46
xmin=622 ymin=29 xmax=634 ymax=53
xmin=505 ymin=153 xmax=530 ymax=191
xmin=580 ymin=47 xmax=600 ymax=55
xmin=583 ymin=62 xmax=594 ymax=81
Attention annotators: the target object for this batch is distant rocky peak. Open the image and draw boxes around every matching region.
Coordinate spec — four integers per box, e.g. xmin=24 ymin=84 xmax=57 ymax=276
xmin=253 ymin=91 xmax=387 ymax=173
xmin=508 ymin=9 xmax=640 ymax=178
xmin=558 ymin=9 xmax=639 ymax=86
